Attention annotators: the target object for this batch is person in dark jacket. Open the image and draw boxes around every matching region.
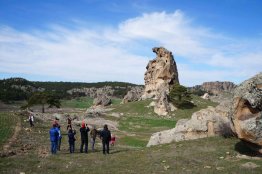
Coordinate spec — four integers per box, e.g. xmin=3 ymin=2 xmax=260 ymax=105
xmin=68 ymin=128 xmax=76 ymax=153
xmin=49 ymin=124 xmax=59 ymax=154
xmin=100 ymin=124 xmax=111 ymax=154
xmin=80 ymin=122 xmax=90 ymax=153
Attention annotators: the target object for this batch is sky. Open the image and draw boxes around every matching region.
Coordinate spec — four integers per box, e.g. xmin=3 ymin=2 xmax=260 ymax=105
xmin=0 ymin=0 xmax=261 ymax=86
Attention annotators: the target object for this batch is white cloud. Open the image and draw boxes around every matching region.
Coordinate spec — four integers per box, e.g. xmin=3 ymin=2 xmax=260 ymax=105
xmin=0 ymin=10 xmax=261 ymax=86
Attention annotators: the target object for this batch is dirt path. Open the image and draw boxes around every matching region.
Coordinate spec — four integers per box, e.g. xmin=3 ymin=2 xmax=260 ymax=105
xmin=2 ymin=116 xmax=21 ymax=152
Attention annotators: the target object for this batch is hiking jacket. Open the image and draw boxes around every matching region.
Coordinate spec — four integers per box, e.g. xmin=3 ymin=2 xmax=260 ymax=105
xmin=80 ymin=127 xmax=90 ymax=141
xmin=50 ymin=127 xmax=59 ymax=142
xmin=100 ymin=129 xmax=111 ymax=143
xmin=90 ymin=129 xmax=98 ymax=140
xmin=68 ymin=130 xmax=76 ymax=142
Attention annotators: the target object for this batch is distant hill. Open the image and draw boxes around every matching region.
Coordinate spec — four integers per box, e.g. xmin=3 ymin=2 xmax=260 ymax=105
xmin=0 ymin=77 xmax=142 ymax=102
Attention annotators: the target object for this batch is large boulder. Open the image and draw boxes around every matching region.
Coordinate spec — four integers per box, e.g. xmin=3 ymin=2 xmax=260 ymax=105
xmin=141 ymin=47 xmax=179 ymax=100
xmin=93 ymin=94 xmax=111 ymax=107
xmin=121 ymin=86 xmax=144 ymax=104
xmin=147 ymin=103 xmax=231 ymax=147
xmin=230 ymin=73 xmax=262 ymax=152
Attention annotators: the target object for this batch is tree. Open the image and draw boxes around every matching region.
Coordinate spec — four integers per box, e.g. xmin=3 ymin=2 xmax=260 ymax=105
xmin=168 ymin=84 xmax=193 ymax=108
xmin=22 ymin=92 xmax=61 ymax=113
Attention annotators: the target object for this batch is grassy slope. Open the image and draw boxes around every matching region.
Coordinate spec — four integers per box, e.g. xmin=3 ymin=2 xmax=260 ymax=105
xmin=0 ymin=112 xmax=17 ymax=149
xmin=61 ymin=97 xmax=93 ymax=108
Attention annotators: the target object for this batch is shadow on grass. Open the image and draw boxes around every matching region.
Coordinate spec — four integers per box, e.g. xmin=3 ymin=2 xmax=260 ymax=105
xmin=177 ymin=102 xmax=196 ymax=109
xmin=234 ymin=140 xmax=262 ymax=157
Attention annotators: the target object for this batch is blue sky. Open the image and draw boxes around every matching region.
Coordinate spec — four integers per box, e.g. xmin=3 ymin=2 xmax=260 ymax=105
xmin=0 ymin=0 xmax=261 ymax=86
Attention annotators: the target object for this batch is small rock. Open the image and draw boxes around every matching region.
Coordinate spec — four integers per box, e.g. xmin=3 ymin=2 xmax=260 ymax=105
xmin=204 ymin=166 xmax=211 ymax=169
xmin=219 ymin=156 xmax=224 ymax=159
xmin=164 ymin=165 xmax=170 ymax=170
xmin=226 ymin=152 xmax=230 ymax=155
xmin=20 ymin=172 xmax=25 ymax=174
xmin=241 ymin=162 xmax=260 ymax=169
xmin=216 ymin=167 xmax=224 ymax=170
xmin=162 ymin=160 xmax=166 ymax=163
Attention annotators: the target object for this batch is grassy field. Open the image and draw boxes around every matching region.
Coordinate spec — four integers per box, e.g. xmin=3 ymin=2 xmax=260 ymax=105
xmin=1 ymin=96 xmax=261 ymax=173
xmin=0 ymin=112 xmax=17 ymax=149
xmin=61 ymin=97 xmax=93 ymax=108
xmin=0 ymin=114 xmax=261 ymax=174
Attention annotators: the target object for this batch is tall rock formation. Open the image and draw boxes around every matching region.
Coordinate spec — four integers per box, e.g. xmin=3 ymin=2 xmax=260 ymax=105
xmin=141 ymin=47 xmax=179 ymax=116
xmin=230 ymin=72 xmax=262 ymax=153
xmin=141 ymin=47 xmax=179 ymax=100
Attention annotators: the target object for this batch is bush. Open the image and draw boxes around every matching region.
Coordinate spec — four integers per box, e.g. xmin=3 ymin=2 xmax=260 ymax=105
xmin=169 ymin=84 xmax=193 ymax=108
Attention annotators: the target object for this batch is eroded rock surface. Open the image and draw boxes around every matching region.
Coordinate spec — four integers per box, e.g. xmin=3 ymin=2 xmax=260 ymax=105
xmin=230 ymin=72 xmax=262 ymax=152
xmin=121 ymin=86 xmax=144 ymax=104
xmin=147 ymin=103 xmax=231 ymax=147
xmin=93 ymin=94 xmax=111 ymax=107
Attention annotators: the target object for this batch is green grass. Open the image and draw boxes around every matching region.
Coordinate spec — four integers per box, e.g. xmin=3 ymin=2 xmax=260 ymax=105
xmin=120 ymin=136 xmax=148 ymax=147
xmin=111 ymin=98 xmax=122 ymax=105
xmin=119 ymin=117 xmax=176 ymax=133
xmin=61 ymin=97 xmax=93 ymax=108
xmin=0 ymin=112 xmax=17 ymax=149
xmin=174 ymin=95 xmax=218 ymax=120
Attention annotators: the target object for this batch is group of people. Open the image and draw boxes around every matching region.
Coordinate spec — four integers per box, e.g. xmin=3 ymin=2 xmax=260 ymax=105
xmin=49 ymin=118 xmax=115 ymax=155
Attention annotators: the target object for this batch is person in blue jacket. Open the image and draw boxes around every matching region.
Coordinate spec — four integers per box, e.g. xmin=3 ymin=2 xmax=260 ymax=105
xmin=50 ymin=124 xmax=59 ymax=154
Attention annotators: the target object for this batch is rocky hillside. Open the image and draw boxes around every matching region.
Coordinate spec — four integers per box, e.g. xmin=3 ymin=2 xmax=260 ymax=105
xmin=190 ymin=81 xmax=237 ymax=95
xmin=0 ymin=77 xmax=142 ymax=102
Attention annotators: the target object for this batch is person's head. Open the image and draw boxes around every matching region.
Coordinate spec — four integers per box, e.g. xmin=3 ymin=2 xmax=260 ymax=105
xmin=81 ymin=122 xmax=85 ymax=128
xmin=68 ymin=128 xmax=72 ymax=133
xmin=104 ymin=124 xmax=108 ymax=130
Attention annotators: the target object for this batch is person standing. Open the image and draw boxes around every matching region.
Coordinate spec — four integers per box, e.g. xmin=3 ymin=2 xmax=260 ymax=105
xmin=56 ymin=125 xmax=62 ymax=151
xmin=80 ymin=122 xmax=90 ymax=153
xmin=68 ymin=128 xmax=76 ymax=153
xmin=100 ymin=124 xmax=111 ymax=154
xmin=90 ymin=125 xmax=98 ymax=151
xmin=29 ymin=114 xmax=34 ymax=127
xmin=49 ymin=124 xmax=59 ymax=154
xmin=67 ymin=117 xmax=72 ymax=130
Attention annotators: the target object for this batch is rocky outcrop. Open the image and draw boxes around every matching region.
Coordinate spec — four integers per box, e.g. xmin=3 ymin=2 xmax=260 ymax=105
xmin=93 ymin=94 xmax=111 ymax=107
xmin=141 ymin=47 xmax=179 ymax=100
xmin=202 ymin=81 xmax=236 ymax=94
xmin=67 ymin=86 xmax=114 ymax=98
xmin=121 ymin=86 xmax=144 ymax=104
xmin=154 ymin=91 xmax=170 ymax=116
xmin=190 ymin=81 xmax=236 ymax=95
xmin=141 ymin=47 xmax=179 ymax=116
xmin=230 ymin=72 xmax=262 ymax=153
xmin=147 ymin=103 xmax=232 ymax=147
